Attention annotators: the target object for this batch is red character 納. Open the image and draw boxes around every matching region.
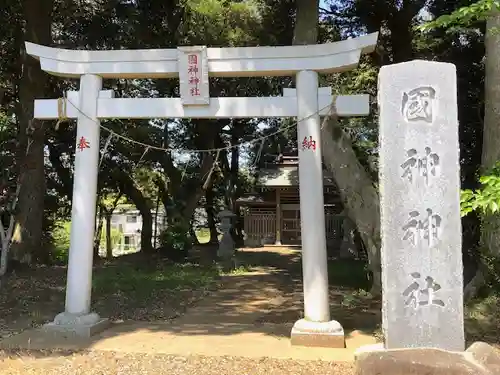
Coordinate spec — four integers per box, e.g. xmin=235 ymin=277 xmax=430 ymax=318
xmin=309 ymin=136 xmax=316 ymax=151
xmin=302 ymin=136 xmax=316 ymax=151
xmin=302 ymin=136 xmax=309 ymax=150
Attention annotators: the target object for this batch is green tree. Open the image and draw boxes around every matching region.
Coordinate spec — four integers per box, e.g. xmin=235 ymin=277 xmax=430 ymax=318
xmin=51 ymin=221 xmax=72 ymax=264
xmin=99 ymin=193 xmax=126 ymax=259
xmin=99 ymin=224 xmax=122 ymax=257
xmin=420 ymin=0 xmax=500 ymax=298
xmin=317 ymin=0 xmax=488 ymax=295
xmin=419 ymin=0 xmax=498 ymax=31
xmin=10 ymin=0 xmax=55 ymax=265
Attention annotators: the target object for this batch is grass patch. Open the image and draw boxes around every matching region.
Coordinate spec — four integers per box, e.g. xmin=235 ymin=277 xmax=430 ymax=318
xmin=222 ymin=264 xmax=254 ymax=275
xmin=465 ymin=293 xmax=500 ymax=346
xmin=89 ymin=260 xmax=222 ymax=320
xmin=93 ymin=262 xmax=220 ymax=295
xmin=340 ymin=289 xmax=373 ymax=308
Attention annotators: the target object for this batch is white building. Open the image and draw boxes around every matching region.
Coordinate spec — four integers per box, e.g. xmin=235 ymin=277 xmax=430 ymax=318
xmin=100 ymin=206 xmax=167 ymax=255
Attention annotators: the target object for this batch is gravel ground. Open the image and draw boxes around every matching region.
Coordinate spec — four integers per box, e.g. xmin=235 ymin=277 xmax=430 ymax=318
xmin=0 ymin=351 xmax=354 ymax=375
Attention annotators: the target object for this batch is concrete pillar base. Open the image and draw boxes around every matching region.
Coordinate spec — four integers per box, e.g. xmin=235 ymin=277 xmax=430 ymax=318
xmin=290 ymin=318 xmax=345 ymax=348
xmin=42 ymin=312 xmax=110 ymax=338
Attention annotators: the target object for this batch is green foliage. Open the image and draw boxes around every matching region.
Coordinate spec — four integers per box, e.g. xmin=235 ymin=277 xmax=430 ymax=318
xmin=185 ymin=0 xmax=265 ymax=46
xmin=195 ymin=228 xmax=211 ymax=244
xmin=131 ymin=168 xmax=161 ymax=205
xmin=158 ymin=220 xmax=193 ymax=260
xmin=50 ymin=220 xmax=122 ymax=263
xmin=418 ymin=0 xmax=498 ymax=32
xmin=101 ymin=193 xmax=127 ymax=211
xmin=465 ymin=293 xmax=500 ymax=343
xmin=0 ymin=113 xmax=16 ymax=210
xmin=326 ymin=60 xmax=380 ymax=174
xmin=461 ymin=162 xmax=500 ymax=217
xmin=460 ymin=161 xmax=500 ymax=294
xmin=51 ymin=221 xmax=71 ymax=264
xmin=328 ymin=259 xmax=371 ymax=291
xmin=100 ymin=225 xmax=122 ymax=252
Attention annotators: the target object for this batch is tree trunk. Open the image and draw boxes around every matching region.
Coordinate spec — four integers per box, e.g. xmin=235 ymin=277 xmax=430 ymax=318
xmin=464 ymin=262 xmax=487 ymax=302
xmin=162 ymin=126 xmax=219 ymax=227
xmin=47 ymin=142 xmax=73 ymax=200
xmin=321 ymin=119 xmax=381 ymax=294
xmin=10 ymin=0 xmax=54 ymax=264
xmin=0 ymin=184 xmax=21 ymax=281
xmin=153 ymin=191 xmax=161 ymax=248
xmin=230 ymin=128 xmax=244 ymax=243
xmin=94 ymin=205 xmax=104 ymax=258
xmin=137 ymin=198 xmax=154 ymax=254
xmin=386 ymin=6 xmax=415 ymax=63
xmin=189 ymin=225 xmax=200 ymax=245
xmin=478 ymin=6 xmax=500 ymax=290
xmin=105 ymin=214 xmax=113 ymax=259
xmin=205 ymin=186 xmax=218 ymax=244
xmin=230 ymin=126 xmax=240 ymax=210
xmin=293 ymin=0 xmax=381 ymax=295
xmin=181 ymin=148 xmax=217 ymax=224
xmin=293 ymin=0 xmax=319 ymax=45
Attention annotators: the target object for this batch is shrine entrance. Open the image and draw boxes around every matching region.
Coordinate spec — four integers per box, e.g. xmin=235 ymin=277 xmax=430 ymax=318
xmin=25 ymin=33 xmax=378 ymax=346
xmin=281 ymin=205 xmax=301 ymax=245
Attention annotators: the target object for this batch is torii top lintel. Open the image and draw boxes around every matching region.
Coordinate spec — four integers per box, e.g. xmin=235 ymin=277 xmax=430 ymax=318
xmin=25 ymin=33 xmax=378 ymax=79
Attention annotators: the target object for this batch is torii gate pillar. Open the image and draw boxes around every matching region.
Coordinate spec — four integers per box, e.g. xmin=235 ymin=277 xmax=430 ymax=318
xmin=289 ymin=70 xmax=345 ymax=347
xmin=44 ymin=74 xmax=110 ymax=335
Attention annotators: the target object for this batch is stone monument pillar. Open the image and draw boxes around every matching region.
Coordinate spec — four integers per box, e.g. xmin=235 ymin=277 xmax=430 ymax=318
xmin=339 ymin=214 xmax=358 ymax=259
xmin=218 ymin=209 xmax=237 ymax=269
xmin=378 ymin=60 xmax=464 ymax=351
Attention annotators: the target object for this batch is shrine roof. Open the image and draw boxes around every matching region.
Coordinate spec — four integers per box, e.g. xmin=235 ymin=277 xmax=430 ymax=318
xmin=257 ymin=165 xmax=335 ymax=187
xmin=235 ymin=194 xmax=266 ymax=203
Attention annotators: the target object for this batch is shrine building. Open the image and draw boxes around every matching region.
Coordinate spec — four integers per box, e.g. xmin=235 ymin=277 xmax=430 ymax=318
xmin=237 ymin=154 xmax=346 ymax=249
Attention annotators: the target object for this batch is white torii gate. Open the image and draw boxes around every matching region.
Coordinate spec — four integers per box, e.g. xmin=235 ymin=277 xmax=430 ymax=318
xmin=26 ymin=32 xmax=378 ymax=347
